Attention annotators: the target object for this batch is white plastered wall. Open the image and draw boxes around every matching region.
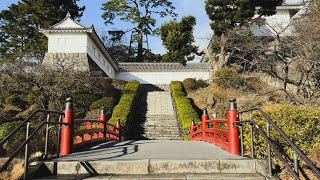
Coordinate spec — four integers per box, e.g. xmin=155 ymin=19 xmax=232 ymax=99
xmin=252 ymin=9 xmax=292 ymax=36
xmin=87 ymin=36 xmax=115 ymax=78
xmin=116 ymin=71 xmax=210 ymax=84
xmin=48 ymin=33 xmax=88 ymax=53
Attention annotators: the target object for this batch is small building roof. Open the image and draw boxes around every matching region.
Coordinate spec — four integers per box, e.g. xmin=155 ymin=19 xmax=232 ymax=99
xmin=39 ymin=12 xmax=93 ymax=34
xmin=118 ymin=63 xmax=211 ymax=72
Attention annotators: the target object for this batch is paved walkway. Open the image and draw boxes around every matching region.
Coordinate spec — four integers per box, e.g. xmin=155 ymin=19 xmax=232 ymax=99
xmin=55 ymin=140 xmax=244 ymax=161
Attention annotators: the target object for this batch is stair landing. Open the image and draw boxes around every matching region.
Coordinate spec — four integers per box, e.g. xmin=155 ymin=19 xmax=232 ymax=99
xmin=39 ymin=140 xmax=267 ymax=179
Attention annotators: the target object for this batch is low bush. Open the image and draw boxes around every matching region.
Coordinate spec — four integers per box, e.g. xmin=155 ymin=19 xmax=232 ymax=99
xmin=90 ymin=97 xmax=115 ymax=112
xmin=214 ymin=67 xmax=262 ymax=92
xmin=243 ymin=103 xmax=320 ymax=167
xmin=109 ymin=80 xmax=140 ymax=125
xmin=182 ymin=78 xmax=207 ymax=92
xmin=5 ymin=94 xmax=27 ymax=108
xmin=0 ymin=121 xmax=26 ymax=154
xmin=170 ymin=81 xmax=200 ymax=139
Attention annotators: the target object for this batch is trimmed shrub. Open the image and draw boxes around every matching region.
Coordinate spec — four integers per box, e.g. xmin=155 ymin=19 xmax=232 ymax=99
xmin=243 ymin=103 xmax=320 ymax=167
xmin=214 ymin=67 xmax=262 ymax=92
xmin=73 ymin=93 xmax=102 ymax=117
xmin=90 ymin=97 xmax=115 ymax=111
xmin=170 ymin=81 xmax=200 ymax=139
xmin=109 ymin=80 xmax=140 ymax=125
xmin=183 ymin=78 xmax=207 ymax=92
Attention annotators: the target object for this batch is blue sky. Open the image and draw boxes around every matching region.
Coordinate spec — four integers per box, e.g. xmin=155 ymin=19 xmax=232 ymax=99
xmin=0 ymin=0 xmax=213 ymax=61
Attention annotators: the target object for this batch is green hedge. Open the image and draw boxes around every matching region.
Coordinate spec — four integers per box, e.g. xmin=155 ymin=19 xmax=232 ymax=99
xmin=170 ymin=81 xmax=200 ymax=139
xmin=109 ymin=80 xmax=140 ymax=125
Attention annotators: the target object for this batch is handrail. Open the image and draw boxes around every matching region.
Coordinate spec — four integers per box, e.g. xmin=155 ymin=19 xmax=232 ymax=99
xmin=0 ymin=121 xmax=68 ymax=177
xmin=0 ymin=109 xmax=64 ymax=147
xmin=237 ymin=107 xmax=320 ymax=179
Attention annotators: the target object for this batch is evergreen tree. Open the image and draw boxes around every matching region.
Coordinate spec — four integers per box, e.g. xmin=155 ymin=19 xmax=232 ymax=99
xmin=160 ymin=16 xmax=198 ymax=65
xmin=205 ymin=0 xmax=283 ymax=63
xmin=101 ymin=0 xmax=177 ymax=62
xmin=0 ymin=0 xmax=85 ymax=63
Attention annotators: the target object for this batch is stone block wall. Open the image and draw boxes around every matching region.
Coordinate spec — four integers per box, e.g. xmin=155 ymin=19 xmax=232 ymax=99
xmin=42 ymin=53 xmax=90 ymax=72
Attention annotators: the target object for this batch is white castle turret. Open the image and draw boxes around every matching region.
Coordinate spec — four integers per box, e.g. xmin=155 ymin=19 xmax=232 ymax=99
xmin=39 ymin=12 xmax=118 ymax=77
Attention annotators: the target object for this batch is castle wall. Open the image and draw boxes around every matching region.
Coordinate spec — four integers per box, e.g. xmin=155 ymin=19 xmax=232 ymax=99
xmin=116 ymin=71 xmax=210 ymax=84
xmin=48 ymin=33 xmax=88 ymax=53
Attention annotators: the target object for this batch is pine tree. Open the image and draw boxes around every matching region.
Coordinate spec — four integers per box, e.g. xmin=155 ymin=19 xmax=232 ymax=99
xmin=0 ymin=0 xmax=85 ymax=63
xmin=101 ymin=0 xmax=177 ymax=62
xmin=205 ymin=0 xmax=283 ymax=63
xmin=160 ymin=16 xmax=198 ymax=65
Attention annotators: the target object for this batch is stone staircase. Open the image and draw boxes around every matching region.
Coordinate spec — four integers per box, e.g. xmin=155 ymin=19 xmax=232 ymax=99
xmin=129 ymin=85 xmax=181 ymax=140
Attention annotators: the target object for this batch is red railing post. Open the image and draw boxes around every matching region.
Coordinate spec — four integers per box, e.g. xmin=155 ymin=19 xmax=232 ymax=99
xmin=190 ymin=119 xmax=195 ymax=140
xmin=60 ymin=98 xmax=74 ymax=156
xmin=86 ymin=121 xmax=92 ymax=140
xmin=202 ymin=108 xmax=209 ymax=141
xmin=213 ymin=121 xmax=219 ymax=141
xmin=227 ymin=98 xmax=240 ymax=155
xmin=116 ymin=119 xmax=121 ymax=140
xmin=99 ymin=108 xmax=106 ymax=138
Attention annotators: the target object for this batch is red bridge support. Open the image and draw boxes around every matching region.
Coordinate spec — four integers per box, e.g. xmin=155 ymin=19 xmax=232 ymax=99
xmin=60 ymin=98 xmax=74 ymax=156
xmin=226 ymin=98 xmax=240 ymax=155
xmin=202 ymin=108 xmax=209 ymax=141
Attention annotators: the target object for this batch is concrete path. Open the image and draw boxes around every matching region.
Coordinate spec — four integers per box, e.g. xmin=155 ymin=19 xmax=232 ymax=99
xmin=55 ymin=140 xmax=244 ymax=161
xmin=41 ymin=141 xmax=266 ymax=179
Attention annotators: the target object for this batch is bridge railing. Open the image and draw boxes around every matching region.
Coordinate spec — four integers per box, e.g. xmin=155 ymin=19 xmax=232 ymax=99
xmin=190 ymin=99 xmax=240 ymax=155
xmin=0 ymin=98 xmax=121 ymax=178
xmin=73 ymin=113 xmax=121 ymax=150
xmin=60 ymin=98 xmax=121 ymax=155
xmin=190 ymin=98 xmax=320 ymax=179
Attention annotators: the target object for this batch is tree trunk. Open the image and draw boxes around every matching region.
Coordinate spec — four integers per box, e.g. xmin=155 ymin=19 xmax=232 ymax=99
xmin=220 ymin=33 xmax=227 ymax=65
xmin=137 ymin=26 xmax=143 ymax=62
xmin=284 ymin=62 xmax=288 ymax=91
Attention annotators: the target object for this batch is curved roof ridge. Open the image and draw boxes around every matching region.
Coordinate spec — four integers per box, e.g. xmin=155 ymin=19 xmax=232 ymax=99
xmin=49 ymin=12 xmax=90 ymax=29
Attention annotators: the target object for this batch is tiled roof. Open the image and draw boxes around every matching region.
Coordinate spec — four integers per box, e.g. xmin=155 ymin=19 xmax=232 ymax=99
xmin=49 ymin=12 xmax=90 ymax=29
xmin=39 ymin=27 xmax=93 ymax=31
xmin=118 ymin=63 xmax=211 ymax=72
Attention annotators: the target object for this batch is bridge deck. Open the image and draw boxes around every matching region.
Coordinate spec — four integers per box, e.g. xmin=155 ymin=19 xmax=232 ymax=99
xmin=54 ymin=140 xmax=245 ymax=161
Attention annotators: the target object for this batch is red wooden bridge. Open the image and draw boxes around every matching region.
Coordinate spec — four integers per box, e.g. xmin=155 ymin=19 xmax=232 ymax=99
xmin=0 ymin=98 xmax=319 ymax=179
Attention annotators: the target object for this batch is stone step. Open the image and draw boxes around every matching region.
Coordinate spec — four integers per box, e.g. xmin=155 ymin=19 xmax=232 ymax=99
xmin=81 ymin=173 xmax=265 ymax=180
xmin=145 ymin=135 xmax=182 ymax=139
xmin=144 ymin=128 xmax=180 ymax=133
xmin=144 ymin=124 xmax=180 ymax=127
xmin=43 ymin=159 xmax=262 ymax=176
xmin=145 ymin=117 xmax=177 ymax=121
xmin=144 ymin=132 xmax=181 ymax=136
xmin=145 ymin=122 xmax=178 ymax=125
xmin=144 ymin=121 xmax=179 ymax=125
